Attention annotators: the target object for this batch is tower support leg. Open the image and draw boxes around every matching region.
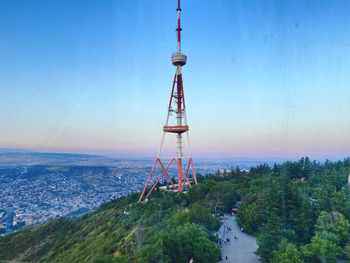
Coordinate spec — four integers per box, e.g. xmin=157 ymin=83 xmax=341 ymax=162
xmin=178 ymin=158 xmax=183 ymax=191
xmin=146 ymin=159 xmax=175 ymax=198
xmin=138 ymin=159 xmax=158 ymax=202
xmin=190 ymin=158 xmax=197 ymax=185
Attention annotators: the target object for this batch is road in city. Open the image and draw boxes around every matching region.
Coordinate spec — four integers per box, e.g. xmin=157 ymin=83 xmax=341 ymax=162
xmin=219 ymin=215 xmax=260 ymax=263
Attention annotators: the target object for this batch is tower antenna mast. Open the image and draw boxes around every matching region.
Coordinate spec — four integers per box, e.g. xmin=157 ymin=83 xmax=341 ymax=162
xmin=139 ymin=0 xmax=197 ymax=202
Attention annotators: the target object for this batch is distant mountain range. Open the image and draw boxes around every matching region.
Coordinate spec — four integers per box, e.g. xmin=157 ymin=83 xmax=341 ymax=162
xmin=0 ymin=148 xmax=33 ymax=154
xmin=0 ymin=151 xmax=119 ymax=167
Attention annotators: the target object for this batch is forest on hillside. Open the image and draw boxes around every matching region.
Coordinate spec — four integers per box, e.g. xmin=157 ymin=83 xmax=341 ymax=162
xmin=0 ymin=157 xmax=349 ymax=263
xmin=234 ymin=157 xmax=350 ymax=262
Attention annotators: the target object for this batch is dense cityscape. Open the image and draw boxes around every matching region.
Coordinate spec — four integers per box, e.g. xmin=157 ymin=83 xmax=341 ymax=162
xmin=0 ymin=154 xmax=256 ymax=235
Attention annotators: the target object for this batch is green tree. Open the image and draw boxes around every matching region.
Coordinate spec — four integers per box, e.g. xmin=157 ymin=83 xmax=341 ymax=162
xmin=315 ymin=211 xmax=350 ymax=247
xmin=331 ymin=188 xmax=350 ymax=220
xmin=256 ymin=213 xmax=283 ymax=262
xmin=237 ymin=202 xmax=264 ymax=234
xmin=302 ymin=211 xmax=350 ymax=262
xmin=302 ymin=235 xmax=341 ymax=263
xmin=272 ymin=239 xmax=303 ymax=263
xmin=188 ymin=202 xmax=219 ymax=231
xmin=344 ymin=243 xmax=350 ymax=261
xmin=138 ymin=220 xmax=219 ymax=263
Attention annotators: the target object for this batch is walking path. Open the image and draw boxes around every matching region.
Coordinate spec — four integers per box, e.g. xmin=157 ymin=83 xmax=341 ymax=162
xmin=218 ymin=215 xmax=260 ymax=263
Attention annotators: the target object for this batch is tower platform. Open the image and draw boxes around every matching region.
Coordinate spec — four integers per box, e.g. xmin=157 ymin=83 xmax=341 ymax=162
xmin=163 ymin=125 xmax=189 ymax=133
xmin=172 ymin=54 xmax=187 ymax=66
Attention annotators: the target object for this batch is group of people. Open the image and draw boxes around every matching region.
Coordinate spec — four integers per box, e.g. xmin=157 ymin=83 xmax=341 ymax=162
xmin=218 ymin=255 xmax=228 ymax=261
xmin=217 ymin=215 xmax=245 ymax=262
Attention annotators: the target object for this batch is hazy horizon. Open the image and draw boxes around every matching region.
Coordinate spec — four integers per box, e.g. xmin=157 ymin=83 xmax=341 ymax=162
xmin=0 ymin=147 xmax=348 ymax=163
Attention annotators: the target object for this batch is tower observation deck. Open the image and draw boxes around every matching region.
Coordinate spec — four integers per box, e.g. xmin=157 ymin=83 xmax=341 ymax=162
xmin=171 ymin=54 xmax=187 ymax=66
xmin=139 ymin=0 xmax=197 ymax=202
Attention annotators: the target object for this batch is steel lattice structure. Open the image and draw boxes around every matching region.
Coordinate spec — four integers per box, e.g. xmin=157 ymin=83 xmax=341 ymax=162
xmin=139 ymin=0 xmax=197 ymax=202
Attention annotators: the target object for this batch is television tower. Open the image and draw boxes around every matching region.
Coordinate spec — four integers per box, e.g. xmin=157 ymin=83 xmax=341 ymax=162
xmin=139 ymin=0 xmax=197 ymax=202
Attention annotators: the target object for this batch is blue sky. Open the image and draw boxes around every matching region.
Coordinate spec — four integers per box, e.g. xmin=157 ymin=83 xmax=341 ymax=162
xmin=0 ymin=0 xmax=350 ymax=159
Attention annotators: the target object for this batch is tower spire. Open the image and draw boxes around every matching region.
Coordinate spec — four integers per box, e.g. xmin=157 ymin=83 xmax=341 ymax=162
xmin=176 ymin=0 xmax=182 ymax=54
xmin=139 ymin=0 xmax=197 ymax=202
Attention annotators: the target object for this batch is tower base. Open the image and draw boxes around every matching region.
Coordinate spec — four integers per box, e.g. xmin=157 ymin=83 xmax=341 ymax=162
xmin=138 ymin=157 xmax=197 ymax=202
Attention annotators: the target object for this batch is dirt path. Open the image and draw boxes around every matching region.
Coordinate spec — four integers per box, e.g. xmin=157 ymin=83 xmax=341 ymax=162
xmin=218 ymin=215 xmax=260 ymax=263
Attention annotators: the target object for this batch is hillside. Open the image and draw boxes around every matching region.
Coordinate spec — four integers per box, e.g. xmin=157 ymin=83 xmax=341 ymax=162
xmin=0 ymin=182 xmax=222 ymax=263
xmin=1 ymin=158 xmax=350 ymax=262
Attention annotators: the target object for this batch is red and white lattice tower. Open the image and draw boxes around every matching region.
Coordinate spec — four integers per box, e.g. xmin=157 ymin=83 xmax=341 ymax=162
xmin=139 ymin=0 xmax=197 ymax=202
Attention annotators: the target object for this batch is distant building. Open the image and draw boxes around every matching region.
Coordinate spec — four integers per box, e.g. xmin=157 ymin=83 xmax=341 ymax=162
xmin=6 ymin=210 xmax=14 ymax=234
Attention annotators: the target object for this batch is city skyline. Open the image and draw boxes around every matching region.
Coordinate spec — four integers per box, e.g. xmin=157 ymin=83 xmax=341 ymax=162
xmin=1 ymin=0 xmax=350 ymax=160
